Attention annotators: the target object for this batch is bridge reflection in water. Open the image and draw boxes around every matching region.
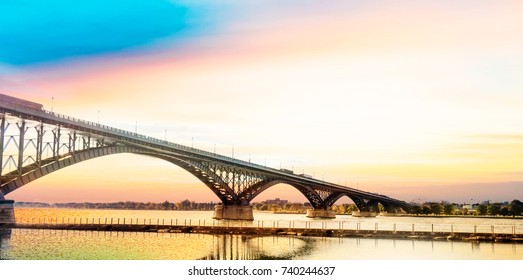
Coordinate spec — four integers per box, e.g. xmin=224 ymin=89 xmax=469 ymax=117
xmin=202 ymin=234 xmax=312 ymax=260
xmin=1 ymin=228 xmax=522 ymax=260
xmin=0 ymin=228 xmax=312 ymax=260
xmin=0 ymin=228 xmax=11 ymax=259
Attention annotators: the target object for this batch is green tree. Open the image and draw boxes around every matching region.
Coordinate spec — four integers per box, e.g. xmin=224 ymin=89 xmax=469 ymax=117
xmin=421 ymin=205 xmax=432 ymax=215
xmin=477 ymin=204 xmax=488 ymax=215
xmin=509 ymin=200 xmax=523 ymax=216
xmin=337 ymin=204 xmax=347 ymax=214
xmin=347 ymin=204 xmax=358 ymax=214
xmin=266 ymin=204 xmax=279 ymax=212
xmin=443 ymin=203 xmax=455 ymax=215
xmin=487 ymin=203 xmax=502 ymax=216
xmin=429 ymin=202 xmax=443 ymax=215
xmin=411 ymin=205 xmax=422 ymax=215
xmin=259 ymin=204 xmax=270 ymax=211
xmin=499 ymin=206 xmax=510 ymax=216
xmin=181 ymin=199 xmax=191 ymax=210
xmin=161 ymin=200 xmax=171 ymax=210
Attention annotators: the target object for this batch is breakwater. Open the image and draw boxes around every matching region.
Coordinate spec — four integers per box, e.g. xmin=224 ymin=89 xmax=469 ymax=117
xmin=4 ymin=223 xmax=523 ymax=243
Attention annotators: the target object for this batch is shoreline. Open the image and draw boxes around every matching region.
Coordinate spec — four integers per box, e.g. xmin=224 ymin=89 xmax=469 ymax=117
xmin=375 ymin=214 xmax=523 ymax=220
xmin=3 ymin=223 xmax=522 ymax=244
xmin=14 ymin=207 xmax=523 ymax=220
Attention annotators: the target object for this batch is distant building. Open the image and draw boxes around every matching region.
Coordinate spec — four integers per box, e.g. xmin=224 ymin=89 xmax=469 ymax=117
xmin=263 ymin=198 xmax=288 ymax=206
xmin=462 ymin=204 xmax=477 ymax=215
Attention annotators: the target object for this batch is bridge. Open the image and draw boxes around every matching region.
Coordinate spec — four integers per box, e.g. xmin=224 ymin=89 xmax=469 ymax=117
xmin=0 ymin=93 xmax=411 ymax=223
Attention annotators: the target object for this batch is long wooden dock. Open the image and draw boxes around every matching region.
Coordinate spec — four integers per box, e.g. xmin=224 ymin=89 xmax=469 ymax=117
xmin=4 ymin=223 xmax=523 ymax=243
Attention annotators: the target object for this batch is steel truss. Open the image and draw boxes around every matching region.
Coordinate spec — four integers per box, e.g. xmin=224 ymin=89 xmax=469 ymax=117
xmin=0 ymin=111 xmax=410 ymax=212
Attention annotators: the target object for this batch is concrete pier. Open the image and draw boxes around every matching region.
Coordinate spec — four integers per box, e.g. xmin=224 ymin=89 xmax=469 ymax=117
xmin=213 ymin=205 xmax=254 ymax=221
xmin=0 ymin=200 xmax=15 ymax=224
xmin=306 ymin=209 xmax=336 ymax=219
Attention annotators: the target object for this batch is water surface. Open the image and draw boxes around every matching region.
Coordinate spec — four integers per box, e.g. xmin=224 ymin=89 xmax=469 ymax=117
xmin=2 ymin=208 xmax=522 ymax=260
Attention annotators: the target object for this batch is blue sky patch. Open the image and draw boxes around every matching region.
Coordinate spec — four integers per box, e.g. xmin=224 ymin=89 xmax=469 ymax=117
xmin=0 ymin=0 xmax=202 ymax=65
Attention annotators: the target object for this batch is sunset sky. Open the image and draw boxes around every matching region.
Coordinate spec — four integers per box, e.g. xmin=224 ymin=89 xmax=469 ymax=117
xmin=1 ymin=0 xmax=522 ymax=204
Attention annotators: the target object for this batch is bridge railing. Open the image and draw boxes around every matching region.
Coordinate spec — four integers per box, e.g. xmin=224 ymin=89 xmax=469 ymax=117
xmin=41 ymin=110 xmax=263 ymax=166
xmin=40 ymin=109 xmax=344 ymax=188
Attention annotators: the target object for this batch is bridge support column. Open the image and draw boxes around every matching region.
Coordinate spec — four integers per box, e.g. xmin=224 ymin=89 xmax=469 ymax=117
xmin=213 ymin=204 xmax=254 ymax=221
xmin=351 ymin=211 xmax=377 ymax=217
xmin=306 ymin=209 xmax=336 ymax=219
xmin=0 ymin=200 xmax=15 ymax=225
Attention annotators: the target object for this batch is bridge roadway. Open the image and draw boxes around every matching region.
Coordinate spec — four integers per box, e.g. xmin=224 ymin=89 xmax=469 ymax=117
xmin=0 ymin=96 xmax=411 ymax=222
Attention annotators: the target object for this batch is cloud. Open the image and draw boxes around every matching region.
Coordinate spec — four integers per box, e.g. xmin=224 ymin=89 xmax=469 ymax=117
xmin=467 ymin=134 xmax=523 ymax=142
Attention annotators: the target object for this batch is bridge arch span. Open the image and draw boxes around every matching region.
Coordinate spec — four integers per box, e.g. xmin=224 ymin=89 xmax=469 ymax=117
xmin=138 ymin=153 xmax=239 ymax=204
xmin=325 ymin=192 xmax=405 ymax=213
xmin=241 ymin=179 xmax=326 ymax=209
xmin=0 ymin=146 xmax=239 ymax=205
xmin=1 ymin=144 xmax=329 ymax=212
xmin=1 ymin=143 xmax=409 ymax=220
xmin=1 ymin=146 xmax=147 ymax=196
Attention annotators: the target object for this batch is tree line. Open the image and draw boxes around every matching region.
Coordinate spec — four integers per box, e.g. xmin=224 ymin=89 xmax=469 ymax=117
xmin=330 ymin=200 xmax=523 ymax=216
xmin=251 ymin=202 xmax=310 ymax=213
xmin=15 ymin=200 xmax=218 ymax=211
xmin=253 ymin=200 xmax=523 ymax=217
xmin=407 ymin=200 xmax=523 ymax=217
xmin=14 ymin=199 xmax=523 ymax=217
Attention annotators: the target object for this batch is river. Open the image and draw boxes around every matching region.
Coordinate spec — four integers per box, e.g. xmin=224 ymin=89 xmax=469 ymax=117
xmin=1 ymin=208 xmax=522 ymax=260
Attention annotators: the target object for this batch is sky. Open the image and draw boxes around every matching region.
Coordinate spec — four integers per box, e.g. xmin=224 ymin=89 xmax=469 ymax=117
xmin=1 ymin=0 xmax=522 ymax=204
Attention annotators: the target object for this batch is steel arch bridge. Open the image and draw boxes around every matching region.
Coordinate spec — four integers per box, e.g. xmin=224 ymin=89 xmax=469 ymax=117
xmin=0 ymin=94 xmax=411 ymax=221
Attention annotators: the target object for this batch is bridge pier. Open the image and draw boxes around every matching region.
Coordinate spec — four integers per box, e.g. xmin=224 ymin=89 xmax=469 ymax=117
xmin=0 ymin=200 xmax=15 ymax=225
xmin=213 ymin=204 xmax=254 ymax=221
xmin=306 ymin=209 xmax=336 ymax=219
